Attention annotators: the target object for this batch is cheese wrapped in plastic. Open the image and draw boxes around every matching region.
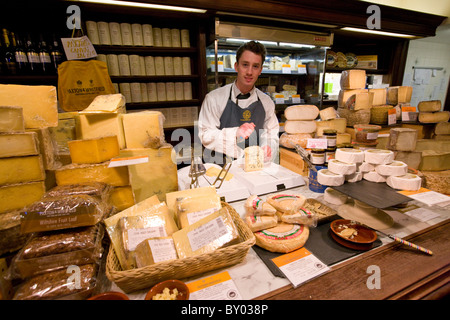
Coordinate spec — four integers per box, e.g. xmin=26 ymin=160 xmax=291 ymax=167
xmin=244 ymin=194 xmax=276 ymax=216
xmin=134 ymin=236 xmax=178 ymax=268
xmin=278 ymin=207 xmax=317 ymax=227
xmin=176 ymin=194 xmax=222 ymax=229
xmin=245 ymin=214 xmax=278 ymax=232
xmin=172 ymin=207 xmax=240 ymax=259
xmin=266 ymin=193 xmax=307 ymax=214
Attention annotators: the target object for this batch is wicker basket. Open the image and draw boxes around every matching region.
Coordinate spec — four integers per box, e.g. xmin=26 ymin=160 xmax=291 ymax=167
xmin=105 ymin=202 xmax=255 ymax=293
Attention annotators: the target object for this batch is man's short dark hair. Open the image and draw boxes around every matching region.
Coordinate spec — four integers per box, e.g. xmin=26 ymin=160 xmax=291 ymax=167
xmin=236 ymin=41 xmax=266 ymax=64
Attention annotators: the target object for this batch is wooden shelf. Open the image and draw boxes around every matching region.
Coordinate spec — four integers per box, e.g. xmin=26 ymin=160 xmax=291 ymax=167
xmin=110 ymin=75 xmax=198 ymax=82
xmin=94 ymin=45 xmax=197 ymax=56
xmin=126 ymin=99 xmax=200 ymax=110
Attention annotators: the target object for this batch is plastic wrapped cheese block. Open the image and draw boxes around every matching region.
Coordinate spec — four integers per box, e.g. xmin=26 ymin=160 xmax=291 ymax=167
xmin=386 ymin=173 xmax=422 ymax=191
xmin=324 ymin=187 xmax=348 ymax=205
xmin=317 ymin=169 xmax=345 ymax=186
xmin=244 ymin=195 xmax=276 ymax=216
xmin=134 ymin=237 xmax=178 ymax=268
xmin=244 ymin=146 xmax=264 ymax=172
xmin=266 ymin=193 xmax=307 ymax=213
xmin=254 ymin=223 xmax=309 ymax=253
xmin=375 ymin=161 xmax=408 ymax=176
xmin=387 ymin=128 xmax=418 ymax=151
xmin=172 ymin=207 xmax=239 ymax=259
xmin=284 ymin=120 xmax=317 ymax=134
xmin=0 ymin=106 xmax=25 ymax=132
xmin=284 ymin=105 xmax=319 ymax=120
xmin=176 ymin=194 xmax=222 ymax=229
xmin=328 ymin=159 xmax=357 ymax=175
xmin=417 ymin=100 xmax=441 ymax=112
xmin=335 ymin=148 xmax=365 ymax=164
xmin=279 ymin=132 xmax=313 ymax=149
xmin=279 ymin=207 xmax=317 ymax=227
xmin=245 ymin=215 xmax=278 ymax=232
xmin=364 ymin=149 xmax=394 ymax=165
xmin=363 ymin=171 xmax=387 ymax=183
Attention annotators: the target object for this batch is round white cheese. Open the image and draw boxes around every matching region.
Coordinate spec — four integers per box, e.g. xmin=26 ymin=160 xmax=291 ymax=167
xmin=375 ymin=161 xmax=408 ymax=176
xmin=324 ymin=187 xmax=348 ymax=205
xmin=335 ymin=148 xmax=365 ymax=164
xmin=317 ymin=169 xmax=345 ymax=186
xmin=328 ymin=159 xmax=357 ymax=175
xmin=254 ymin=223 xmax=309 ymax=253
xmin=363 ymin=170 xmax=387 ymax=183
xmin=386 ymin=173 xmax=422 ymax=191
xmin=345 ymin=171 xmax=363 ymax=183
xmin=357 ymin=161 xmax=375 ymax=173
xmin=364 ymin=149 xmax=395 ymax=165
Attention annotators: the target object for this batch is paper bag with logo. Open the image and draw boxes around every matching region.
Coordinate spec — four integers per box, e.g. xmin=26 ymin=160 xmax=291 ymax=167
xmin=57 ymin=60 xmax=116 ymax=112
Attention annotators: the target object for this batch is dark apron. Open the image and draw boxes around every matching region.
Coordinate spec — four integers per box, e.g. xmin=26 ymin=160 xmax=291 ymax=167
xmin=203 ymin=87 xmax=266 ymax=165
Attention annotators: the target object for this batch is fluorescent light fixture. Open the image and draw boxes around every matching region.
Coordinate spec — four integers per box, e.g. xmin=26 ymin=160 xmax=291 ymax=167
xmin=341 ymin=27 xmax=416 ymax=38
xmin=279 ymin=42 xmax=316 ymax=48
xmin=74 ymin=0 xmax=207 ymax=13
xmin=225 ymin=38 xmax=278 ymax=46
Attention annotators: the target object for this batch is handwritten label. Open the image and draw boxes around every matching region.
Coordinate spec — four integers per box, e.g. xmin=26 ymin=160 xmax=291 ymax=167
xmin=306 ymin=138 xmax=328 ymax=149
xmin=61 ymin=36 xmax=97 ymax=60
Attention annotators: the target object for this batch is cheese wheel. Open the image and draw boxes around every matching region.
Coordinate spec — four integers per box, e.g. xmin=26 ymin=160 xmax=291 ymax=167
xmin=363 ymin=171 xmax=387 ymax=183
xmin=266 ymin=193 xmax=307 ymax=213
xmin=328 ymin=159 xmax=357 ymax=175
xmin=284 ymin=120 xmax=316 ymax=134
xmin=245 ymin=215 xmax=278 ymax=232
xmin=244 ymin=194 xmax=276 ymax=216
xmin=435 ymin=122 xmax=450 ymax=135
xmin=386 ymin=173 xmax=422 ymax=191
xmin=335 ymin=148 xmax=365 ymax=164
xmin=364 ymin=149 xmax=394 ymax=165
xmin=254 ymin=223 xmax=309 ymax=253
xmin=357 ymin=162 xmax=375 ymax=173
xmin=317 ymin=169 xmax=345 ymax=186
xmin=417 ymin=100 xmax=441 ymax=112
xmin=418 ymin=111 xmax=450 ymax=123
xmin=345 ymin=170 xmax=363 ymax=183
xmin=279 ymin=132 xmax=313 ymax=149
xmin=375 ymin=161 xmax=408 ymax=176
xmin=324 ymin=187 xmax=348 ymax=205
xmin=284 ymin=105 xmax=319 ymax=120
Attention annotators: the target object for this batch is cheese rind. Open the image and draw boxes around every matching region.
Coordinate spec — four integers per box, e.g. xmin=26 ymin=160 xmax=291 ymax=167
xmin=284 ymin=105 xmax=319 ymax=120
xmin=0 ymin=106 xmax=25 ymax=132
xmin=418 ymin=111 xmax=450 ymax=123
xmin=68 ymin=135 xmax=120 ymax=164
xmin=0 ymin=156 xmax=45 ymax=185
xmin=0 ymin=132 xmax=39 ymax=158
xmin=417 ymin=100 xmax=441 ymax=112
xmin=0 ymin=85 xmax=58 ymax=129
xmin=121 ymin=111 xmax=165 ymax=149
xmin=0 ymin=181 xmax=46 ymax=214
xmin=386 ymin=174 xmax=421 ymax=191
xmin=284 ymin=120 xmax=316 ymax=134
xmin=55 ymin=162 xmax=130 ymax=186
xmin=254 ymin=223 xmax=309 ymax=253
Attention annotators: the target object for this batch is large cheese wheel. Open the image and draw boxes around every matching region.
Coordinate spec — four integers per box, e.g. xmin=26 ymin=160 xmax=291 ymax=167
xmin=266 ymin=193 xmax=307 ymax=213
xmin=328 ymin=159 xmax=357 ymax=175
xmin=284 ymin=120 xmax=316 ymax=134
xmin=335 ymin=148 xmax=365 ymax=164
xmin=417 ymin=100 xmax=441 ymax=112
xmin=364 ymin=149 xmax=394 ymax=165
xmin=254 ymin=223 xmax=309 ymax=253
xmin=279 ymin=132 xmax=313 ymax=149
xmin=317 ymin=169 xmax=345 ymax=186
xmin=386 ymin=173 xmax=422 ymax=191
xmin=375 ymin=161 xmax=408 ymax=176
xmin=284 ymin=105 xmax=319 ymax=120
xmin=418 ymin=111 xmax=450 ymax=123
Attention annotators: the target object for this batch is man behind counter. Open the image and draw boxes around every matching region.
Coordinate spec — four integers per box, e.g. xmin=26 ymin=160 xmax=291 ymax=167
xmin=198 ymin=40 xmax=279 ymax=165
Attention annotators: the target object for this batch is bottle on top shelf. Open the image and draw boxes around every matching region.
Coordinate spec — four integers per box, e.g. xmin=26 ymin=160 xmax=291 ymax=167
xmin=11 ymin=32 xmax=29 ymax=74
xmin=2 ymin=28 xmax=17 ymax=75
xmin=38 ymin=33 xmax=52 ymax=74
xmin=49 ymin=34 xmax=64 ymax=73
xmin=25 ymin=33 xmax=42 ymax=74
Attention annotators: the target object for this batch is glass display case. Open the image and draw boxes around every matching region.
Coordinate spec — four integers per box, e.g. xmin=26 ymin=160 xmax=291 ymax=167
xmin=206 ymin=19 xmax=333 ymax=118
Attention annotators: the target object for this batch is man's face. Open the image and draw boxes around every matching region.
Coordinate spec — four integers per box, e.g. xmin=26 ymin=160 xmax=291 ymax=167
xmin=234 ymin=50 xmax=263 ymax=93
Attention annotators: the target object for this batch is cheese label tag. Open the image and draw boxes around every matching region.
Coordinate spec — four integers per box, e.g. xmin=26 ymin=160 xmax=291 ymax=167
xmin=275 ymin=94 xmax=285 ymax=104
xmin=291 ymin=94 xmax=301 ymax=104
xmin=282 ymin=64 xmax=291 ymax=74
xmin=272 ymin=248 xmax=329 ymax=288
xmin=187 ymin=271 xmax=243 ymax=300
xmin=401 ymin=106 xmax=417 ymax=121
xmin=307 ymin=138 xmax=328 ymax=149
xmin=210 ymin=61 xmax=224 ymax=72
xmin=297 ymin=64 xmax=307 ymax=74
xmin=61 ymin=35 xmax=97 ymax=60
xmin=108 ymin=156 xmax=149 ymax=167
xmin=388 ymin=108 xmax=397 ymax=125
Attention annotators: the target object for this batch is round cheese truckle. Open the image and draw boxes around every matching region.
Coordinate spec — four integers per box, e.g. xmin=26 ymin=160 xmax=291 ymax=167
xmin=254 ymin=223 xmax=309 ymax=253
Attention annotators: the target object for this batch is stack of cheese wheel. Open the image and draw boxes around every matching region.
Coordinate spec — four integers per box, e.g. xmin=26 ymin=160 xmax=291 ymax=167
xmin=249 ymin=193 xmax=311 ymax=253
xmin=418 ymin=100 xmax=450 ymax=124
xmin=243 ymin=194 xmax=277 ymax=233
xmin=317 ymin=148 xmax=364 ymax=186
xmin=283 ymin=105 xmax=319 ymax=136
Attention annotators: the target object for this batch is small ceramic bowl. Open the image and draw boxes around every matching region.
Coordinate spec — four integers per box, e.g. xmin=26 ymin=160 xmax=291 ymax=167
xmin=145 ymin=280 xmax=189 ymax=300
xmin=88 ymin=291 xmax=129 ymax=300
xmin=330 ymin=219 xmax=378 ymax=251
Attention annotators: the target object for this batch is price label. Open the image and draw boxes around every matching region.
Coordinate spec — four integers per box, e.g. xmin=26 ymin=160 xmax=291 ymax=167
xmin=402 ymin=106 xmax=416 ymax=121
xmin=275 ymin=94 xmax=285 ymax=104
xmin=282 ymin=64 xmax=291 ymax=74
xmin=108 ymin=156 xmax=149 ymax=167
xmin=61 ymin=35 xmax=97 ymax=60
xmin=291 ymin=94 xmax=301 ymax=104
xmin=187 ymin=271 xmax=242 ymax=300
xmin=306 ymin=138 xmax=328 ymax=149
xmin=297 ymin=64 xmax=307 ymax=74
xmin=388 ymin=108 xmax=397 ymax=125
xmin=210 ymin=61 xmax=224 ymax=72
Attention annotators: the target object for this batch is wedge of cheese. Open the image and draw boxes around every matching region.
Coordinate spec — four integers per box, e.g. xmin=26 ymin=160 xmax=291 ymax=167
xmin=244 ymin=146 xmax=264 ymax=172
xmin=172 ymin=207 xmax=240 ymax=259
xmin=0 ymin=132 xmax=39 ymax=158
xmin=79 ymin=93 xmax=126 ymax=114
xmin=0 ymin=181 xmax=46 ymax=214
xmin=110 ymin=186 xmax=135 ymax=212
xmin=0 ymin=156 xmax=45 ymax=185
xmin=0 ymin=106 xmax=25 ymax=132
xmin=55 ymin=162 xmax=130 ymax=186
xmin=387 ymin=86 xmax=412 ymax=105
xmin=244 ymin=194 xmax=276 ymax=216
xmin=340 ymin=70 xmax=366 ymax=90
xmin=77 ymin=113 xmax=126 ymax=149
xmin=245 ymin=215 xmax=277 ymax=232
xmin=267 ymin=193 xmax=307 ymax=214
xmin=68 ymin=135 xmax=120 ymax=164
xmin=319 ymin=106 xmax=337 ymax=121
xmin=0 ymin=85 xmax=58 ymax=129
xmin=121 ymin=111 xmax=165 ymax=149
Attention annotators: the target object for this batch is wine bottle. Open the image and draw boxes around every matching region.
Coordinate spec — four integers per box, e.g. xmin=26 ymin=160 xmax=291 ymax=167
xmin=49 ymin=34 xmax=64 ymax=73
xmin=25 ymin=33 xmax=41 ymax=74
xmin=11 ymin=32 xmax=29 ymax=74
xmin=2 ymin=28 xmax=17 ymax=75
xmin=38 ymin=34 xmax=52 ymax=74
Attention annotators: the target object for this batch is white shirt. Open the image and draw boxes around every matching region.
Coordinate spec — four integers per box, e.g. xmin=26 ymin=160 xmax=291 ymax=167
xmin=198 ymin=82 xmax=279 ymax=159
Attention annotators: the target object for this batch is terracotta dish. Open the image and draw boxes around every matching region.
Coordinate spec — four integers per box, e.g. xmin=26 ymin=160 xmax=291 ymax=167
xmin=88 ymin=291 xmax=129 ymax=300
xmin=145 ymin=280 xmax=189 ymax=300
xmin=330 ymin=219 xmax=377 ymax=250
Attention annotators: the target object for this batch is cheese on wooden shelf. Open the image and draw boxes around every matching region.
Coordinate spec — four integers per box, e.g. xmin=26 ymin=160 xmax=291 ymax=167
xmin=317 ymin=169 xmax=345 ymax=186
xmin=0 ymin=85 xmax=58 ymax=129
xmin=343 ymin=92 xmax=373 ymax=110
xmin=119 ymin=145 xmax=178 ymax=202
xmin=364 ymin=149 xmax=394 ymax=165
xmin=122 ymin=111 xmax=165 ymax=149
xmin=338 ymin=89 xmax=367 ymax=108
xmin=417 ymin=100 xmax=441 ymax=112
xmin=387 ymin=86 xmax=412 ymax=105
xmin=418 ymin=111 xmax=450 ymax=123
xmin=315 ymin=118 xmax=347 ymax=136
xmin=80 ymin=93 xmax=126 ymax=114
xmin=284 ymin=105 xmax=319 ymax=120
xmin=435 ymin=122 xmax=450 ymax=135
xmin=254 ymin=223 xmax=309 ymax=253
xmin=284 ymin=120 xmax=316 ymax=134
xmin=244 ymin=146 xmax=264 ymax=172
xmin=369 ymin=88 xmax=387 ymax=106
xmin=172 ymin=207 xmax=239 ymax=259
xmin=55 ymin=162 xmax=130 ymax=186
xmin=340 ymin=70 xmax=366 ymax=89
xmin=68 ymin=135 xmax=120 ymax=164
xmin=387 ymin=128 xmax=418 ymax=151
xmin=0 ymin=181 xmax=46 ymax=214
xmin=370 ymin=105 xmax=394 ymax=125
xmin=110 ymin=186 xmax=135 ymax=212
xmin=375 ymin=161 xmax=408 ymax=176
xmin=0 ymin=106 xmax=25 ymax=132
xmin=386 ymin=173 xmax=421 ymax=191
xmin=0 ymin=132 xmax=39 ymax=158
xmin=0 ymin=156 xmax=45 ymax=185
xmin=77 ymin=113 xmax=126 ymax=149
xmin=337 ymin=108 xmax=370 ymax=127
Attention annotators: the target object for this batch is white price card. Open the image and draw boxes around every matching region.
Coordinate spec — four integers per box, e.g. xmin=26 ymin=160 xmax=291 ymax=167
xmin=291 ymin=94 xmax=301 ymax=104
xmin=282 ymin=64 xmax=291 ymax=74
xmin=401 ymin=105 xmax=416 ymax=121
xmin=61 ymin=35 xmax=97 ymax=60
xmin=297 ymin=64 xmax=307 ymax=74
xmin=186 ymin=271 xmax=242 ymax=300
xmin=210 ymin=61 xmax=224 ymax=72
xmin=388 ymin=108 xmax=397 ymax=125
xmin=275 ymin=94 xmax=285 ymax=104
xmin=271 ymin=248 xmax=329 ymax=288
xmin=306 ymin=138 xmax=328 ymax=149
xmin=399 ymin=188 xmax=450 ymax=207
xmin=108 ymin=156 xmax=149 ymax=167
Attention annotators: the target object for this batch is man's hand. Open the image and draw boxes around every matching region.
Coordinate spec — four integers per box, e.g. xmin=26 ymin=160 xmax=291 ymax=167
xmin=236 ymin=122 xmax=256 ymax=139
xmin=261 ymin=145 xmax=272 ymax=162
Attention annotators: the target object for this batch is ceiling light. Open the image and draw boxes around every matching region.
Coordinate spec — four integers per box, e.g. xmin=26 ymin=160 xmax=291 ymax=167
xmin=279 ymin=42 xmax=316 ymax=48
xmin=341 ymin=27 xmax=416 ymax=38
xmin=74 ymin=0 xmax=207 ymax=13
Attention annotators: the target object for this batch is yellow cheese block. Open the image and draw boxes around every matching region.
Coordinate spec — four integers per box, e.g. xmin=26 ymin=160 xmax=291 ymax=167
xmin=122 ymin=111 xmax=165 ymax=149
xmin=135 ymin=237 xmax=178 ymax=268
xmin=177 ymin=194 xmax=222 ymax=229
xmin=68 ymin=135 xmax=120 ymax=164
xmin=55 ymin=162 xmax=130 ymax=186
xmin=110 ymin=186 xmax=136 ymax=212
xmin=338 ymin=89 xmax=367 ymax=108
xmin=0 ymin=156 xmax=45 ymax=185
xmin=119 ymin=145 xmax=178 ymax=203
xmin=0 ymin=181 xmax=46 ymax=214
xmin=315 ymin=118 xmax=347 ymax=136
xmin=387 ymin=86 xmax=412 ymax=105
xmin=369 ymin=88 xmax=387 ymax=106
xmin=340 ymin=70 xmax=366 ymax=89
xmin=77 ymin=113 xmax=126 ymax=149
xmin=0 ymin=106 xmax=25 ymax=133
xmin=244 ymin=146 xmax=264 ymax=172
xmin=172 ymin=207 xmax=240 ymax=259
xmin=0 ymin=84 xmax=58 ymax=129
xmin=49 ymin=112 xmax=78 ymax=154
xmin=0 ymin=132 xmax=39 ymax=158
